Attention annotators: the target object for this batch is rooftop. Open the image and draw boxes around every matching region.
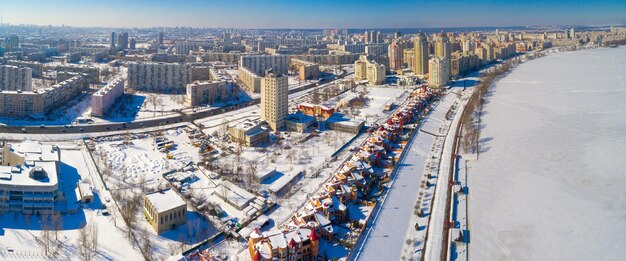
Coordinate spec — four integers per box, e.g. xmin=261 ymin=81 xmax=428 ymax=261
xmin=145 ymin=189 xmax=186 ymax=213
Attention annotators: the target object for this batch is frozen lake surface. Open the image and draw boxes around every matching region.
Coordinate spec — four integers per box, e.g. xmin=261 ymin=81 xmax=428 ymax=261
xmin=469 ymin=46 xmax=626 ymax=261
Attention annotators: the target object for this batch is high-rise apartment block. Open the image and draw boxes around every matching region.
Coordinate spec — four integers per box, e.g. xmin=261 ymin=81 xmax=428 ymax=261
xmin=413 ymin=33 xmax=429 ymax=75
xmin=260 ymin=69 xmax=288 ymax=131
xmin=0 ymin=75 xmax=88 ymax=117
xmin=0 ymin=65 xmax=32 ymax=91
xmin=429 ymin=57 xmax=449 ymax=88
xmin=127 ymin=62 xmax=193 ymax=93
xmin=158 ymin=32 xmax=164 ymax=45
xmin=116 ymin=32 xmax=129 ymax=50
xmin=388 ymin=40 xmax=404 ymax=71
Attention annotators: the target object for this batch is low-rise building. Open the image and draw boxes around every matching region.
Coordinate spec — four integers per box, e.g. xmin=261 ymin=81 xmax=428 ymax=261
xmin=326 ymin=114 xmax=365 ymax=134
xmin=286 ymin=113 xmax=315 ymax=133
xmin=227 ymin=118 xmax=270 ymax=147
xmin=297 ymin=103 xmax=335 ymax=119
xmin=248 ymin=227 xmax=319 ymax=261
xmin=143 ymin=189 xmax=187 ymax=233
xmin=0 ymin=140 xmax=60 ymax=215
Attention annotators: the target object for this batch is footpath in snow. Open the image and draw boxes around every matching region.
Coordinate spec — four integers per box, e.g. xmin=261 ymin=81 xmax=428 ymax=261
xmin=353 ymin=91 xmax=462 ymax=261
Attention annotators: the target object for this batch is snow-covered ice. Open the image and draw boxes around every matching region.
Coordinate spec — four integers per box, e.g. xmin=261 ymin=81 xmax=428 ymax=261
xmin=469 ymin=46 xmax=626 ymax=261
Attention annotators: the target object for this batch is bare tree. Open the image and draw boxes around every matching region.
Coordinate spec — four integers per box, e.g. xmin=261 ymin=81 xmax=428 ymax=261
xmin=91 ymin=223 xmax=99 ymax=256
xmin=40 ymin=215 xmax=53 ymax=256
xmin=52 ymin=211 xmax=63 ymax=241
xmin=77 ymin=223 xmax=96 ymax=261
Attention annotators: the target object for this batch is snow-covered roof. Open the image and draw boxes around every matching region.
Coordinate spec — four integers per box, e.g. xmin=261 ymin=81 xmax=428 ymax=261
xmin=145 ymin=189 xmax=186 ymax=213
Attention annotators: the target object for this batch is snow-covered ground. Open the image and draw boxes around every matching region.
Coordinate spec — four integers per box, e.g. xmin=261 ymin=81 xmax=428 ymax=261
xmin=0 ymin=143 xmax=145 ymax=260
xmin=468 ymin=46 xmax=626 ymax=261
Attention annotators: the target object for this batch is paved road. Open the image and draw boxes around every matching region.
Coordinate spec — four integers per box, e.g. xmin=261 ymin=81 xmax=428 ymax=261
xmin=0 ymin=73 xmax=350 ymax=135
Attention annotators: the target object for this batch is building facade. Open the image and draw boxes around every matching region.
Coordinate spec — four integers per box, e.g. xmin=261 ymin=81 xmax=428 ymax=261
xmin=0 ymin=65 xmax=32 ymax=91
xmin=413 ymin=33 xmax=429 ymax=75
xmin=0 ymin=141 xmax=60 ymax=215
xmin=261 ymin=69 xmax=288 ymax=131
xmin=91 ymin=77 xmax=124 ymax=116
xmin=388 ymin=40 xmax=404 ymax=71
xmin=0 ymin=75 xmax=87 ymax=117
xmin=143 ymin=189 xmax=187 ymax=234
xmin=429 ymin=57 xmax=449 ymax=88
xmin=185 ymin=80 xmax=229 ymax=107
xmin=127 ymin=62 xmax=193 ymax=93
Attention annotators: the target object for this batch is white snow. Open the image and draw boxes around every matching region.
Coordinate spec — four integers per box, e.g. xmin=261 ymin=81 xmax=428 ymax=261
xmin=468 ymin=46 xmax=626 ymax=261
xmin=354 ymin=91 xmax=462 ymax=261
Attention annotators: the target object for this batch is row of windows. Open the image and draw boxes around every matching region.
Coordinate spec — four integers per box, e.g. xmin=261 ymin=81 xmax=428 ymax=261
xmin=160 ymin=208 xmax=186 ymax=225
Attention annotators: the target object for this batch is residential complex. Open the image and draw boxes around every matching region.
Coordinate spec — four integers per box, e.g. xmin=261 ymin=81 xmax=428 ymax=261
xmin=238 ymin=55 xmax=290 ymax=93
xmin=0 ymin=74 xmax=87 ymax=117
xmin=354 ymin=55 xmax=386 ymax=85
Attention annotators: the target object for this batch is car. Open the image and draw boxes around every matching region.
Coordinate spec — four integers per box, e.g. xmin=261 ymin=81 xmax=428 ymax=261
xmin=79 ymin=128 xmax=84 ymax=132
xmin=40 ymin=124 xmax=45 ymax=128
xmin=61 ymin=129 xmax=66 ymax=133
xmin=21 ymin=128 xmax=26 ymax=133
xmin=106 ymin=126 xmax=111 ymax=130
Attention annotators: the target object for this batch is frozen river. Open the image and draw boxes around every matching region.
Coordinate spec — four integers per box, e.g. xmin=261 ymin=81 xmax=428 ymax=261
xmin=469 ymin=46 xmax=626 ymax=260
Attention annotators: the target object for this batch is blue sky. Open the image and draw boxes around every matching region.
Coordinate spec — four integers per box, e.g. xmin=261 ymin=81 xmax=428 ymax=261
xmin=2 ymin=0 xmax=625 ymax=28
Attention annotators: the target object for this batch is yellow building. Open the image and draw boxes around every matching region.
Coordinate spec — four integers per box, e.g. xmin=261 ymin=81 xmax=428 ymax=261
xmin=143 ymin=189 xmax=187 ymax=234
xmin=261 ymin=69 xmax=288 ymax=131
xmin=412 ymin=33 xmax=429 ymax=75
xmin=354 ymin=55 xmax=386 ymax=85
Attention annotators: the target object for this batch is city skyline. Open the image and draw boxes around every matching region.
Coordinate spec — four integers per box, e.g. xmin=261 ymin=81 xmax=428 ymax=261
xmin=1 ymin=0 xmax=625 ymax=29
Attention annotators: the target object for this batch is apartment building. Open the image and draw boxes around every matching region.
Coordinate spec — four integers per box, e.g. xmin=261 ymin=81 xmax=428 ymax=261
xmin=91 ymin=77 xmax=124 ymax=116
xmin=429 ymin=57 xmax=450 ymax=88
xmin=185 ymin=80 xmax=229 ymax=107
xmin=127 ymin=62 xmax=193 ymax=93
xmin=354 ymin=55 xmax=386 ymax=85
xmin=0 ymin=65 xmax=32 ymax=91
xmin=413 ymin=33 xmax=429 ymax=75
xmin=0 ymin=75 xmax=87 ymax=117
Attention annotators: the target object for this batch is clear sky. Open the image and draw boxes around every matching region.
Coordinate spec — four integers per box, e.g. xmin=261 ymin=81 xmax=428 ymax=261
xmin=2 ymin=0 xmax=625 ymax=29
